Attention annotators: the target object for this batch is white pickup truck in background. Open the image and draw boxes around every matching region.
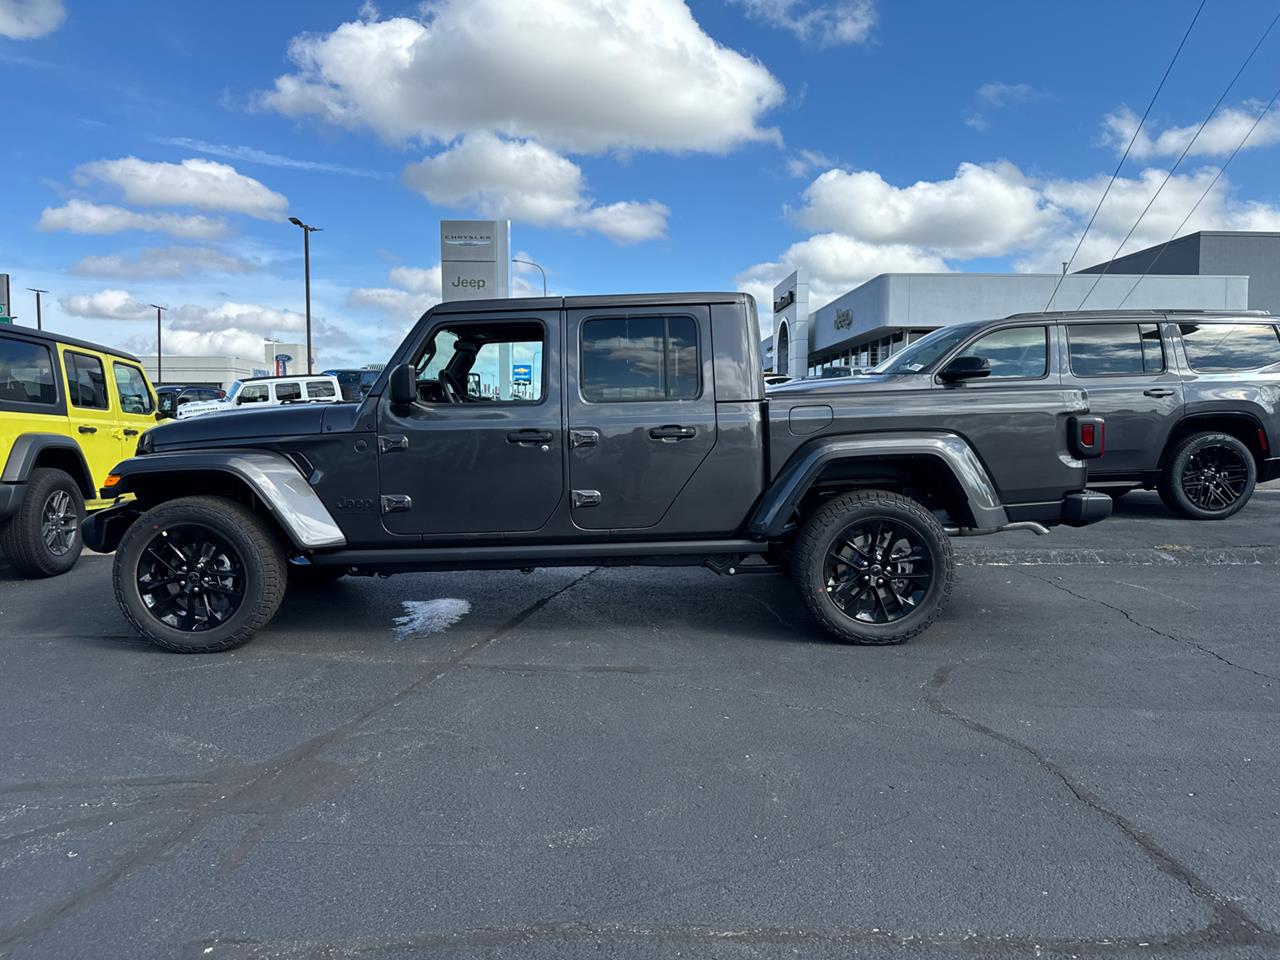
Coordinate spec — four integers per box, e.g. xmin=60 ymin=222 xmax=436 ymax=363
xmin=176 ymin=374 xmax=344 ymax=419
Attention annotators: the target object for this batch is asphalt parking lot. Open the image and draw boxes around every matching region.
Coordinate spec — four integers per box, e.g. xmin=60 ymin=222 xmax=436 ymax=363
xmin=1 ymin=490 xmax=1278 ymax=960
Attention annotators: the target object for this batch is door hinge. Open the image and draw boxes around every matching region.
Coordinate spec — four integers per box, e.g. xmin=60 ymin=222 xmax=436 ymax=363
xmin=378 ymin=434 xmax=409 ymax=454
xmin=381 ymin=494 xmax=413 ymax=514
xmin=571 ymin=489 xmax=602 ymax=509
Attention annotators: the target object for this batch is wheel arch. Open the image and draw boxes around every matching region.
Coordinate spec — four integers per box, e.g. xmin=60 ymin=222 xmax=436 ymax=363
xmin=748 ymin=432 xmax=1008 ymax=539
xmin=1159 ymin=413 xmax=1268 ymax=472
xmin=1 ymin=434 xmax=94 ymax=498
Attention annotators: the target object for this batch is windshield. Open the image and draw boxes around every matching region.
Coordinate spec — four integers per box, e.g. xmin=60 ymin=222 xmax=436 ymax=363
xmin=225 ymin=380 xmax=243 ymax=401
xmin=874 ymin=323 xmax=982 ymax=374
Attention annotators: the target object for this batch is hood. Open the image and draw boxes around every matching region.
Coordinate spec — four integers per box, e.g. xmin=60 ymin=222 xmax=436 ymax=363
xmin=148 ymin=403 xmax=331 ymax=450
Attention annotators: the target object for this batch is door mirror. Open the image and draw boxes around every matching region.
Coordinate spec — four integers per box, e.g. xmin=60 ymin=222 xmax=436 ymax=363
xmin=939 ymin=356 xmax=991 ymax=383
xmin=388 ymin=363 xmax=417 ymax=407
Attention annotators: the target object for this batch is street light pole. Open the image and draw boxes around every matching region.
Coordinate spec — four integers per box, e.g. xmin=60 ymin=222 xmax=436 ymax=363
xmin=289 ymin=216 xmax=322 ymax=373
xmin=26 ymin=289 xmax=48 ymax=330
xmin=511 ymin=259 xmax=548 ymax=297
xmin=149 ymin=304 xmax=166 ymax=384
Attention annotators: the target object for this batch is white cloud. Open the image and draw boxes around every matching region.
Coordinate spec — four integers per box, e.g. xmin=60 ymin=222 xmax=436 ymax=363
xmin=403 ymin=133 xmax=667 ymax=243
xmin=259 ymin=0 xmax=783 ymax=154
xmin=74 ymin=156 xmax=288 ymax=219
xmin=350 ymin=263 xmax=442 ymax=319
xmin=732 ymin=0 xmax=875 ymax=45
xmin=152 ymin=137 xmax=391 ymax=180
xmin=142 ymin=328 xmax=268 ymax=359
xmin=786 ymin=148 xmax=834 ymax=178
xmin=977 ymin=81 xmax=1044 ymax=107
xmin=0 ymin=0 xmax=64 ymax=38
xmin=71 ymin=245 xmax=256 ymax=279
xmin=168 ymin=301 xmax=306 ymax=336
xmin=794 ymin=161 xmax=1060 ymax=258
xmin=37 ymin=199 xmax=228 ymax=239
xmin=1102 ymin=103 xmax=1280 ymax=160
xmin=59 ymin=289 xmax=153 ymax=321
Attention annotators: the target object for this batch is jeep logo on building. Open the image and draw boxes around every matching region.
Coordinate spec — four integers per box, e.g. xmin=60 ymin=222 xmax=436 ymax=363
xmin=451 ymin=276 xmax=487 ymax=290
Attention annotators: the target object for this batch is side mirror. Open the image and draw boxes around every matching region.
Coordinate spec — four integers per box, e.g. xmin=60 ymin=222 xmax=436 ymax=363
xmin=388 ymin=363 xmax=417 ymax=407
xmin=939 ymin=356 xmax=991 ymax=383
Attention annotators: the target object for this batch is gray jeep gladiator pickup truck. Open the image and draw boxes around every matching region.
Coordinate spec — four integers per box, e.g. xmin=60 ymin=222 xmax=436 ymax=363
xmin=85 ymin=292 xmax=1110 ymax=653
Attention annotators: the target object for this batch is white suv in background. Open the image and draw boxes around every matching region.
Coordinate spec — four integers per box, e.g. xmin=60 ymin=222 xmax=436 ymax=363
xmin=176 ymin=375 xmax=343 ymax=419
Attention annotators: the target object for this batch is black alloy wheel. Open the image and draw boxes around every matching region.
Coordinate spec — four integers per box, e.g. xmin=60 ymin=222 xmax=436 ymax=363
xmin=824 ymin=519 xmax=932 ymax=624
xmin=40 ymin=488 xmax=79 ymax=557
xmin=135 ymin=524 xmax=246 ymax=632
xmin=1180 ymin=443 xmax=1249 ymax=512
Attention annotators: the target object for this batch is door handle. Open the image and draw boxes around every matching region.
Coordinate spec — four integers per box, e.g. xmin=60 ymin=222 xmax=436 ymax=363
xmin=123 ymin=428 xmax=140 ymax=437
xmin=507 ymin=430 xmax=554 ymax=445
xmin=569 ymin=429 xmax=599 ymax=448
xmin=78 ymin=425 xmax=97 ymax=434
xmin=1143 ymin=388 xmax=1176 ymax=398
xmin=649 ymin=425 xmax=695 ymax=441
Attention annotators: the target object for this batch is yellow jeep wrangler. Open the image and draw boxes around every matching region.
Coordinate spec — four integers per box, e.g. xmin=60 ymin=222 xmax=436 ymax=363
xmin=0 ymin=327 xmax=158 ymax=577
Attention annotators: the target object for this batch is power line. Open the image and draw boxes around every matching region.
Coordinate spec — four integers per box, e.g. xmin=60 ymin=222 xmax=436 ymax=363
xmin=1117 ymin=80 xmax=1280 ymax=308
xmin=1043 ymin=0 xmax=1205 ymax=311
xmin=1076 ymin=7 xmax=1280 ymax=309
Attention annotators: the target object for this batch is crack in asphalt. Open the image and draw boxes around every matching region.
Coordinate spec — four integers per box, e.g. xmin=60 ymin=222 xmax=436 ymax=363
xmin=920 ymin=661 xmax=1278 ymax=954
xmin=0 ymin=568 xmax=597 ymax=954
xmin=1023 ymin=571 xmax=1280 ymax=683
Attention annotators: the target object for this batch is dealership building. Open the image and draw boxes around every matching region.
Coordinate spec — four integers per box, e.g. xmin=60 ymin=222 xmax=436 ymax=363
xmin=764 ymin=231 xmax=1278 ymax=378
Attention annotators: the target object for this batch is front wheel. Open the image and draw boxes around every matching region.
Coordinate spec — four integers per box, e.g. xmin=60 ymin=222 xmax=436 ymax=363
xmin=791 ymin=490 xmax=954 ymax=645
xmin=1159 ymin=432 xmax=1256 ymax=520
xmin=0 ymin=467 xmax=85 ymax=578
xmin=113 ymin=496 xmax=286 ymax=653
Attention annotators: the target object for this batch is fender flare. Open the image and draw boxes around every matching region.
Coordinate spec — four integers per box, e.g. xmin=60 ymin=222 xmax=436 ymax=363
xmin=747 ymin=431 xmax=1008 ymax=538
xmin=1 ymin=433 xmax=94 ymax=496
xmin=103 ymin=449 xmax=346 ymax=550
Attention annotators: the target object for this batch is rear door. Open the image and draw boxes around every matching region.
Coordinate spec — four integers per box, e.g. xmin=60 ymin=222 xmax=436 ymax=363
xmin=304 ymin=379 xmax=337 ymax=403
xmin=59 ymin=348 xmax=118 ymax=502
xmin=565 ymin=305 xmax=716 ymax=530
xmin=1063 ymin=320 xmax=1182 ymax=477
xmin=272 ymin=380 xmax=302 ymax=405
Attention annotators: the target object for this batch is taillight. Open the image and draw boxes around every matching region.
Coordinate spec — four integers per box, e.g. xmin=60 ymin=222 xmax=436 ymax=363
xmin=1071 ymin=416 xmax=1105 ymax=459
xmin=1259 ymin=428 xmax=1269 ymax=453
xmin=1081 ymin=423 xmax=1095 ymax=447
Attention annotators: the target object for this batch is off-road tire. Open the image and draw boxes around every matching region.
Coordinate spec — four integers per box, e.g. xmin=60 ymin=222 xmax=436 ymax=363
xmin=113 ymin=496 xmax=286 ymax=653
xmin=1158 ymin=431 xmax=1256 ymax=521
xmin=791 ymin=489 xmax=954 ymax=645
xmin=0 ymin=467 xmax=85 ymax=578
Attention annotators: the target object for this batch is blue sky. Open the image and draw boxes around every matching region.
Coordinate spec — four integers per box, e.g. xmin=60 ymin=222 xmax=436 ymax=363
xmin=3 ymin=0 xmax=1279 ymax=367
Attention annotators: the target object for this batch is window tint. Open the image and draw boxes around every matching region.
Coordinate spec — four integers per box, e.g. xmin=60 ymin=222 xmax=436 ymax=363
xmin=0 ymin=336 xmax=56 ymax=406
xmin=955 ymin=326 xmax=1047 ymax=380
xmin=65 ymin=351 xmax=109 ymax=409
xmin=581 ymin=315 xmax=700 ymax=402
xmin=275 ymin=382 xmax=302 ymax=402
xmin=1179 ymin=323 xmax=1280 ymax=372
xmin=306 ymin=380 xmax=336 ymax=399
xmin=1068 ymin=323 xmax=1165 ymax=376
xmin=239 ymin=384 xmax=270 ymax=404
xmin=112 ymin=363 xmax=154 ymax=414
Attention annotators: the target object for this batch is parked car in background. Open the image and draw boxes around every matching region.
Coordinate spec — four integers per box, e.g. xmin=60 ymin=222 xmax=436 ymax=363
xmin=999 ymin=310 xmax=1280 ymax=519
xmin=1 ymin=327 xmax=157 ymax=576
xmin=322 ymin=367 xmax=383 ymax=401
xmin=156 ymin=384 xmax=224 ymax=420
xmin=175 ymin=374 xmax=343 ymax=419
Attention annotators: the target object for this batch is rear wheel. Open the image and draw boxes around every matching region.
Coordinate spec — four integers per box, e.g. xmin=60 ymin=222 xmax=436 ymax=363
xmin=1159 ymin=432 xmax=1256 ymax=520
xmin=792 ymin=490 xmax=954 ymax=645
xmin=0 ymin=467 xmax=85 ymax=578
xmin=113 ymin=496 xmax=286 ymax=653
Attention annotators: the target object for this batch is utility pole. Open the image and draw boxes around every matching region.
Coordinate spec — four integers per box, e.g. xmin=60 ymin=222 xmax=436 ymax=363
xmin=27 ymin=289 xmax=48 ymax=330
xmin=149 ymin=304 xmax=166 ymax=384
xmin=511 ymin=258 xmax=548 ymax=296
xmin=289 ymin=216 xmax=322 ymax=373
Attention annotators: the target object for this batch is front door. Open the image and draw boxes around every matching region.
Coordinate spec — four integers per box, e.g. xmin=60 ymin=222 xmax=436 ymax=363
xmin=1063 ymin=321 xmax=1183 ymax=477
xmin=565 ymin=305 xmax=717 ymax=530
xmin=108 ymin=360 xmax=158 ymax=461
xmin=376 ymin=310 xmax=563 ymax=537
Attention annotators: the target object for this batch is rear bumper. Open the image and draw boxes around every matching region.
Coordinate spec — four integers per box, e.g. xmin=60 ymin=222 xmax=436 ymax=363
xmin=1262 ymin=457 xmax=1280 ymax=483
xmin=1060 ymin=490 xmax=1113 ymax=528
xmin=0 ymin=482 xmax=22 ymax=523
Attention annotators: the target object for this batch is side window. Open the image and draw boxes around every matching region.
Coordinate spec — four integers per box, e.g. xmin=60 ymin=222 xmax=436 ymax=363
xmin=1179 ymin=323 xmax=1280 ymax=372
xmin=112 ymin=362 xmax=154 ymax=414
xmin=954 ymin=326 xmax=1048 ymax=380
xmin=239 ymin=384 xmax=270 ymax=404
xmin=1068 ymin=323 xmax=1165 ymax=376
xmin=0 ymin=336 xmax=56 ymax=406
xmin=414 ymin=321 xmax=545 ymax=403
xmin=65 ymin=351 xmax=109 ymax=409
xmin=275 ymin=382 xmax=302 ymax=402
xmin=581 ymin=315 xmax=700 ymax=402
xmin=306 ymin=380 xmax=336 ymax=399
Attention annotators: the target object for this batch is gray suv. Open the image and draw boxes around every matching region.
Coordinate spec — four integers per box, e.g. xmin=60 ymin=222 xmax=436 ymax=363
xmin=921 ymin=310 xmax=1280 ymax=520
